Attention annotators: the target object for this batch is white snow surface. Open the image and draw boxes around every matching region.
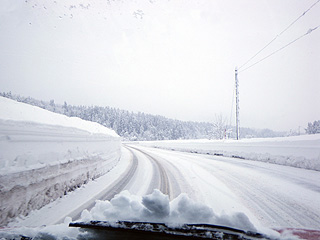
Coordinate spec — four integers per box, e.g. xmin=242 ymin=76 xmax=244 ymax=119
xmin=1 ymin=190 xmax=267 ymax=240
xmin=2 ymin=144 xmax=317 ymax=239
xmin=0 ymin=96 xmax=120 ymax=173
xmin=0 ymin=96 xmax=118 ymax=136
xmin=81 ymin=189 xmax=257 ymax=231
xmin=0 ymin=97 xmax=121 ymax=225
xmin=138 ymin=135 xmax=320 ymax=171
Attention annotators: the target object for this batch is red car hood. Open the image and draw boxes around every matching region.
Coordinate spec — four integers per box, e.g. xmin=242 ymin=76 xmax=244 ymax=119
xmin=277 ymin=228 xmax=320 ymax=240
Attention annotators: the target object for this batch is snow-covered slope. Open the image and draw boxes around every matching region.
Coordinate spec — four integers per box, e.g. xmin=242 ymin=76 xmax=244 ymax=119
xmin=0 ymin=96 xmax=118 ymax=137
xmin=139 ymin=135 xmax=320 ymax=171
xmin=0 ymin=97 xmax=121 ymax=225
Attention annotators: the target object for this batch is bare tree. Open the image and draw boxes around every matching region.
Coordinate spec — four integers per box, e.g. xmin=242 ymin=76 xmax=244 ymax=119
xmin=212 ymin=114 xmax=227 ymax=140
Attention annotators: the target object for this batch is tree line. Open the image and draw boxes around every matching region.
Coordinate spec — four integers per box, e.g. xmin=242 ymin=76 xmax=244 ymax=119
xmin=1 ymin=92 xmax=288 ymax=140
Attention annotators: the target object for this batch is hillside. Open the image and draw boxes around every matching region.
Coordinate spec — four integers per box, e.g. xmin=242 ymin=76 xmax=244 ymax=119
xmin=0 ymin=92 xmax=285 ymax=140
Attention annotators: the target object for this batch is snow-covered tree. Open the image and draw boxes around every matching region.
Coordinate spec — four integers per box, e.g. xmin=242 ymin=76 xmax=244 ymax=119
xmin=211 ymin=114 xmax=227 ymax=140
xmin=306 ymin=120 xmax=320 ymax=134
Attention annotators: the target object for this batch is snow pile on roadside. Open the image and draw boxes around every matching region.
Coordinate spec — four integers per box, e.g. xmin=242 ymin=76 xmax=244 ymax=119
xmin=2 ymin=190 xmax=278 ymax=240
xmin=0 ymin=96 xmax=118 ymax=136
xmin=0 ymin=97 xmax=121 ymax=225
xmin=0 ymin=218 xmax=80 ymax=240
xmin=0 ymin=97 xmax=121 ymax=172
xmin=140 ymin=135 xmax=320 ymax=171
xmin=81 ymin=189 xmax=257 ymax=232
xmin=0 ymin=96 xmax=120 ymax=173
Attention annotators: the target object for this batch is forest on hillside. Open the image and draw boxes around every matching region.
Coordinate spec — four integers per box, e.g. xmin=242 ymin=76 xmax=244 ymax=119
xmin=1 ymin=92 xmax=287 ymax=140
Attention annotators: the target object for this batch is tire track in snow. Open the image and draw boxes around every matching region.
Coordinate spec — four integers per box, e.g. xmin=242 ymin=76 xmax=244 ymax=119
xmin=100 ymin=147 xmax=138 ymax=200
xmin=188 ymin=156 xmax=320 ymax=229
xmin=125 ymin=146 xmax=171 ymax=198
xmin=218 ymin=171 xmax=320 ymax=229
xmin=57 ymin=148 xmax=138 ymax=223
xmin=139 ymin=147 xmax=320 ymax=229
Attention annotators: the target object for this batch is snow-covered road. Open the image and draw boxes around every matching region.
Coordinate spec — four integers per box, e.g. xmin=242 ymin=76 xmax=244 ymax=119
xmin=125 ymin=145 xmax=320 ymax=231
xmin=11 ymin=144 xmax=320 ymax=233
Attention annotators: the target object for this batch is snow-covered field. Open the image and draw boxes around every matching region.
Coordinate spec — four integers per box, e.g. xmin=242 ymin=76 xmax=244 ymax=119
xmin=0 ymin=97 xmax=121 ymax=225
xmin=138 ymin=135 xmax=320 ymax=171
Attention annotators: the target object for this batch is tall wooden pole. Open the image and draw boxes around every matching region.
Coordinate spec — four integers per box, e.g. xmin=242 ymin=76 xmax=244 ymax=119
xmin=235 ymin=68 xmax=240 ymax=140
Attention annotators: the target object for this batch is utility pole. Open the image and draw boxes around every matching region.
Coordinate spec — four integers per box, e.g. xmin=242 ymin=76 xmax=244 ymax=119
xmin=235 ymin=68 xmax=240 ymax=140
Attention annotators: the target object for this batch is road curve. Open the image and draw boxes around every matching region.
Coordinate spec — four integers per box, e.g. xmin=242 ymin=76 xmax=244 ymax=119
xmin=58 ymin=145 xmax=177 ymax=223
xmin=55 ymin=147 xmax=139 ymax=223
xmin=134 ymin=145 xmax=320 ymax=230
xmin=17 ymin=143 xmax=319 ymax=232
xmin=125 ymin=145 xmax=171 ymax=197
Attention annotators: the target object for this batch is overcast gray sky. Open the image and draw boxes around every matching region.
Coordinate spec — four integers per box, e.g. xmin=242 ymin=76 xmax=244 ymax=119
xmin=1 ymin=0 xmax=319 ymax=132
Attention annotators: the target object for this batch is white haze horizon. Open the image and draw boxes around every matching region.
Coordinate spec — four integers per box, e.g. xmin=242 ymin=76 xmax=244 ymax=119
xmin=1 ymin=0 xmax=319 ymax=132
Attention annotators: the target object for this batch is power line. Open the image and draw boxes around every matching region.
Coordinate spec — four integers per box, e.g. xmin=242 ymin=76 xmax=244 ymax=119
xmin=239 ymin=24 xmax=320 ymax=73
xmin=239 ymin=0 xmax=320 ymax=70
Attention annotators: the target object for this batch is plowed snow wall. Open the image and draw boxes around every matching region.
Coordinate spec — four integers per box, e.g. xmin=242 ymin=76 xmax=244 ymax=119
xmin=0 ymin=120 xmax=121 ymax=226
xmin=139 ymin=136 xmax=320 ymax=171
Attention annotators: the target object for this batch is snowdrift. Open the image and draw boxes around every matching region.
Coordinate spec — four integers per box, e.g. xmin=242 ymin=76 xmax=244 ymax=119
xmin=2 ymin=190 xmax=277 ymax=240
xmin=80 ymin=190 xmax=257 ymax=232
xmin=139 ymin=135 xmax=320 ymax=171
xmin=0 ymin=97 xmax=121 ymax=225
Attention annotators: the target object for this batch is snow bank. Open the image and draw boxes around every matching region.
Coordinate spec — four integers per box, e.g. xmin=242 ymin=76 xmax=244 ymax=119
xmin=0 ymin=96 xmax=118 ymax=137
xmin=0 ymin=218 xmax=80 ymax=240
xmin=139 ymin=135 xmax=320 ymax=171
xmin=80 ymin=190 xmax=257 ymax=232
xmin=1 ymin=190 xmax=269 ymax=240
xmin=0 ymin=97 xmax=121 ymax=225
